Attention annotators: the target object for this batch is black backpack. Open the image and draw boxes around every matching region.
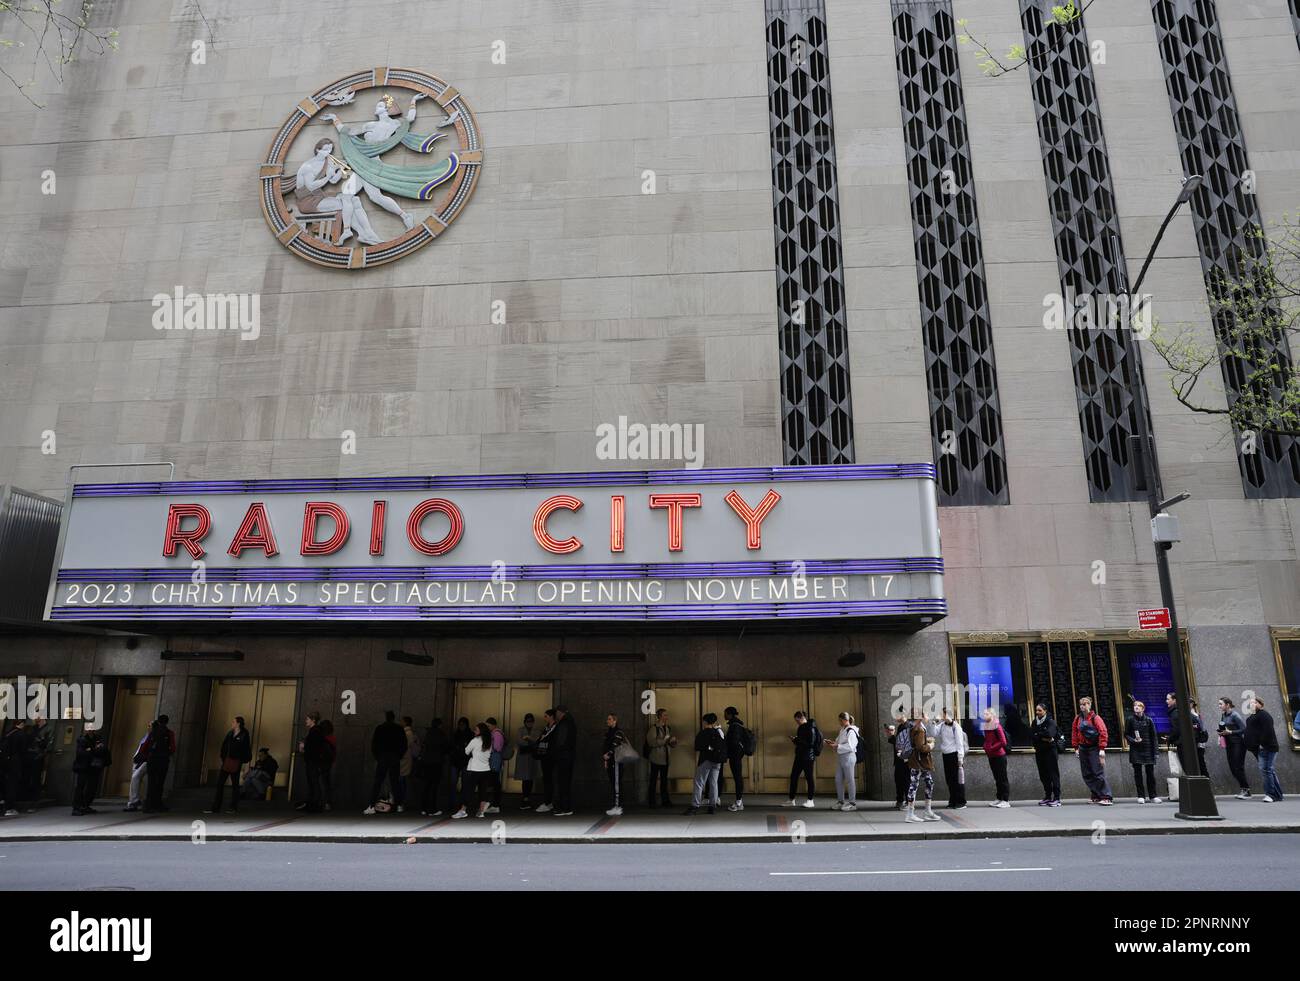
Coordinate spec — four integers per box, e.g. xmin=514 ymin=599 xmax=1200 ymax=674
xmin=809 ymin=722 xmax=823 ymax=757
xmin=706 ymin=728 xmax=728 ymax=764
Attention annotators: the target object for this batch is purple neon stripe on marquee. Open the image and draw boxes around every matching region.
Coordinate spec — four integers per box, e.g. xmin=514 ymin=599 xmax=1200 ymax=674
xmin=49 ymin=598 xmax=947 ymax=621
xmin=69 ymin=462 xmax=937 ymax=497
xmin=56 ymin=557 xmax=944 ymax=582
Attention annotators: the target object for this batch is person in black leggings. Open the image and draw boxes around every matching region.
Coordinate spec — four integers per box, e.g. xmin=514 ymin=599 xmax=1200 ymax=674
xmin=785 ymin=711 xmax=817 ymax=805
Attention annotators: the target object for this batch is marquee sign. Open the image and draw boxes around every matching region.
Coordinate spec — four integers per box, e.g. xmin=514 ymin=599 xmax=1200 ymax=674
xmin=45 ymin=465 xmax=946 ymax=626
xmin=259 ymin=68 xmax=482 ymax=269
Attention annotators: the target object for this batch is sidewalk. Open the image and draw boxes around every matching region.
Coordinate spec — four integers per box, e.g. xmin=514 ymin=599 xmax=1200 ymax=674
xmin=2 ymin=794 xmax=1297 ymax=844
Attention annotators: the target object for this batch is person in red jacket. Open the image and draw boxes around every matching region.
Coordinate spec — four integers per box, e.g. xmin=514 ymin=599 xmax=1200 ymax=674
xmin=981 ymin=708 xmax=1011 ymax=807
xmin=1071 ymin=695 xmax=1113 ymax=805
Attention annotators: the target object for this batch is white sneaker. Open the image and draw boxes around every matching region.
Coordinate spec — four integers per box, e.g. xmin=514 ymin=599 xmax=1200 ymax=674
xmin=396 ymin=805 xmax=405 ymax=813
xmin=363 ymin=806 xmax=377 ymax=815
xmin=987 ymin=800 xmax=1002 ymax=807
xmin=782 ymin=799 xmax=797 ymax=807
xmin=485 ymin=805 xmax=501 ymax=814
xmin=553 ymin=810 xmax=574 ymax=816
xmin=906 ymin=812 xmax=925 ymax=823
xmin=1137 ymin=797 xmax=1146 ymax=804
xmin=606 ymin=806 xmax=623 ymax=816
xmin=450 ymin=808 xmax=468 ymax=820
xmin=830 ymin=800 xmax=843 ymax=810
xmin=1263 ymin=796 xmax=1275 ymax=803
xmin=1150 ymin=797 xmax=1163 ymax=804
xmin=3 ymin=809 xmax=18 ymax=817
xmin=842 ymin=802 xmax=857 ymax=811
xmin=995 ymin=800 xmax=1011 ymax=808
xmin=923 ymin=810 xmax=941 ymax=821
xmin=430 ymin=810 xmax=443 ymax=817
xmin=802 ymin=799 xmax=815 ymax=808
xmin=1236 ymin=790 xmax=1251 ymax=800
xmin=535 ymin=803 xmax=553 ymax=813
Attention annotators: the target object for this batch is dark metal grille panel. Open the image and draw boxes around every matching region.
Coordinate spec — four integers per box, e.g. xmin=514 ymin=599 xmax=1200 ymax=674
xmin=765 ymin=0 xmax=855 ymax=465
xmin=1151 ymin=0 xmax=1300 ymax=497
xmin=1020 ymin=0 xmax=1146 ymax=502
xmin=891 ymin=0 xmax=1008 ymax=505
xmin=0 ymin=486 xmax=63 ymax=623
xmin=1291 ymin=0 xmax=1300 ymax=56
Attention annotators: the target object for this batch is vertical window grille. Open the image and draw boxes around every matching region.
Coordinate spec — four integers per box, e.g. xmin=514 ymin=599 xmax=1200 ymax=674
xmin=892 ymin=0 xmax=1009 ymax=504
xmin=1020 ymin=0 xmax=1148 ymax=502
xmin=766 ymin=0 xmax=855 ymax=465
xmin=1150 ymin=0 xmax=1300 ymax=497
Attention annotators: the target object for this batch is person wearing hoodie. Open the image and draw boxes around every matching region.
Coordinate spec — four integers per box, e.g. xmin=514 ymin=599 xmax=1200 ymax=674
xmin=534 ymin=710 xmax=558 ymax=813
xmin=1217 ymin=697 xmax=1250 ymax=799
xmin=1030 ymin=703 xmax=1061 ymax=806
xmin=71 ymin=724 xmax=111 ymax=816
xmin=602 ymin=713 xmax=628 ymax=816
xmin=206 ymin=715 xmax=252 ymax=814
xmin=364 ymin=710 xmax=407 ymax=815
xmin=1244 ymin=696 xmax=1283 ymax=802
xmin=419 ymin=718 xmax=449 ymax=817
xmin=684 ymin=713 xmax=727 ymax=815
xmin=936 ymin=707 xmax=968 ymax=809
xmin=1072 ymin=695 xmax=1113 ymax=805
xmin=903 ymin=710 xmax=941 ymax=823
xmin=1124 ymin=700 xmax=1161 ymax=804
xmin=142 ymin=715 xmax=176 ymax=813
xmin=723 ymin=706 xmax=752 ymax=812
xmin=982 ymin=708 xmax=1010 ymax=807
xmin=784 ymin=711 xmax=819 ymax=808
xmin=826 ymin=711 xmax=860 ymax=811
xmin=885 ymin=712 xmax=911 ymax=810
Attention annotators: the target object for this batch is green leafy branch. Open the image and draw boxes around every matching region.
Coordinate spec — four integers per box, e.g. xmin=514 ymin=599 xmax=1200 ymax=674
xmin=0 ymin=0 xmax=118 ymax=107
xmin=956 ymin=2 xmax=1090 ymax=77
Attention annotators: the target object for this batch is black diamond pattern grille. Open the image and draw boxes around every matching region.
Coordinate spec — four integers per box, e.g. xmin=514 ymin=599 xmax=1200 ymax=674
xmin=765 ymin=0 xmax=855 ymax=465
xmin=891 ymin=0 xmax=1009 ymax=505
xmin=1020 ymin=0 xmax=1147 ymax=502
xmin=1151 ymin=0 xmax=1300 ymax=497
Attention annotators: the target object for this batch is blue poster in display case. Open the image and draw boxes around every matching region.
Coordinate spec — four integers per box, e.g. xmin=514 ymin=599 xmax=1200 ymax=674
xmin=966 ymin=654 xmax=1014 ymax=720
xmin=1128 ymin=651 xmax=1175 ymax=734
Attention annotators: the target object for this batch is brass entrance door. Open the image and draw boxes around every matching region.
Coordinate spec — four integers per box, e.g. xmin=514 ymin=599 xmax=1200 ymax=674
xmin=106 ymin=678 xmax=159 ymax=797
xmin=755 ymin=682 xmax=805 ymax=793
xmin=703 ymin=682 xmax=752 ymax=795
xmin=452 ymin=681 xmax=554 ymax=794
xmin=808 ymin=679 xmax=863 ymax=787
xmin=201 ymin=679 xmax=298 ymax=787
xmin=645 ymin=682 xmax=699 ymax=796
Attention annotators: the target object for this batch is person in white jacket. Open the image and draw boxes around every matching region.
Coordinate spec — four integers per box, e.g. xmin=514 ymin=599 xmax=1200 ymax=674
xmin=935 ymin=707 xmax=968 ymax=809
xmin=826 ymin=712 xmax=860 ymax=811
xmin=451 ymin=723 xmax=494 ymax=819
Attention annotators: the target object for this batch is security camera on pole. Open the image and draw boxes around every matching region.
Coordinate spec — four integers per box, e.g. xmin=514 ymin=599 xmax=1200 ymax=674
xmin=1113 ymin=175 xmax=1220 ymax=820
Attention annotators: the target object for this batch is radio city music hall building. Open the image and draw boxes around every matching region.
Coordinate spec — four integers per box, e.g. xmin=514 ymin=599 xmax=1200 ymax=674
xmin=1 ymin=0 xmax=1298 ymax=809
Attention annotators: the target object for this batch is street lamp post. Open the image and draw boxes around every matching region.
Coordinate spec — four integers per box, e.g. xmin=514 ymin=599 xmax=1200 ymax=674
xmin=1113 ymin=174 xmax=1220 ymax=820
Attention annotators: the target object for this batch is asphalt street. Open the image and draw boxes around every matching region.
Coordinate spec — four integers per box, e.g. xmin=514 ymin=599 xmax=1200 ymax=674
xmin=3 ymin=833 xmax=1295 ymax=891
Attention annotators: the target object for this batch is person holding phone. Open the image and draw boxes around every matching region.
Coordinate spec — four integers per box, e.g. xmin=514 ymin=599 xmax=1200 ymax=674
xmin=1030 ymin=703 xmax=1061 ymax=806
xmin=936 ymin=707 xmax=968 ymax=809
xmin=1124 ymin=700 xmax=1160 ymax=803
xmin=982 ymin=708 xmax=1011 ymax=807
xmin=884 ymin=712 xmax=910 ymax=809
xmin=1217 ymin=697 xmax=1250 ymax=799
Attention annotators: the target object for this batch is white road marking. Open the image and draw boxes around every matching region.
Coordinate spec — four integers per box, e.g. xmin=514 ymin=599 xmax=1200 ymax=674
xmin=770 ymin=867 xmax=1052 ymax=876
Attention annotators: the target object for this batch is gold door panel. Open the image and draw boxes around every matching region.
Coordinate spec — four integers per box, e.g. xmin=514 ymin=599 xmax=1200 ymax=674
xmin=106 ymin=678 xmax=159 ymax=797
xmin=646 ymin=682 xmax=699 ymax=793
xmin=502 ymin=682 xmax=552 ymax=793
xmin=809 ymin=680 xmax=862 ymax=785
xmin=756 ymin=682 xmax=805 ymax=794
xmin=202 ymin=679 xmax=298 ymax=787
xmin=703 ymin=682 xmax=752 ymax=788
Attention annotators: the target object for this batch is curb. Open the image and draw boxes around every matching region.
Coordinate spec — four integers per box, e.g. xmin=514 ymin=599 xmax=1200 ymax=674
xmin=1 ymin=821 xmax=1296 ymax=845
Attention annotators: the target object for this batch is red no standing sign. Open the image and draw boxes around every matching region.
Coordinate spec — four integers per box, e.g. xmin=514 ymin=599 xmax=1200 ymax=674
xmin=1138 ymin=607 xmax=1171 ymax=630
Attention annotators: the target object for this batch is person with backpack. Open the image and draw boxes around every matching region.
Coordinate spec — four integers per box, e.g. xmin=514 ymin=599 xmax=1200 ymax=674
xmin=1244 ymin=695 xmax=1283 ymax=802
xmin=514 ymin=713 xmax=540 ymax=810
xmin=981 ymin=708 xmax=1010 ymax=807
xmin=1072 ymin=695 xmax=1113 ymax=805
xmin=551 ymin=706 xmax=578 ymax=816
xmin=419 ymin=718 xmax=449 ymax=817
xmin=936 ymin=707 xmax=968 ymax=809
xmin=71 ymin=723 xmax=111 ymax=816
xmin=1217 ymin=697 xmax=1250 ymax=799
xmin=723 ymin=706 xmax=754 ymax=812
xmin=206 ymin=715 xmax=252 ymax=814
xmin=296 ymin=711 xmax=326 ymax=813
xmin=825 ymin=711 xmax=860 ymax=811
xmin=142 ymin=715 xmax=176 ymax=813
xmin=601 ymin=713 xmax=629 ymax=816
xmin=645 ymin=708 xmax=675 ymax=809
xmin=684 ymin=713 xmax=727 ymax=815
xmin=1164 ymin=692 xmax=1207 ymax=779
xmin=485 ymin=717 xmax=509 ymax=813
xmin=784 ymin=710 xmax=819 ymax=808
xmin=1030 ymin=703 xmax=1062 ymax=806
xmin=364 ymin=710 xmax=407 ymax=815
xmin=451 ymin=723 xmax=495 ymax=819
xmin=901 ymin=709 xmax=940 ymax=823
xmin=885 ymin=712 xmax=911 ymax=809
xmin=534 ymin=710 xmax=557 ymax=813
xmin=1124 ymin=700 xmax=1161 ymax=804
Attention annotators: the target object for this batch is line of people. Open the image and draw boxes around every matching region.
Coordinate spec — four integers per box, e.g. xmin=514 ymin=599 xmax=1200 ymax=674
xmin=0 ymin=714 xmax=54 ymax=816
